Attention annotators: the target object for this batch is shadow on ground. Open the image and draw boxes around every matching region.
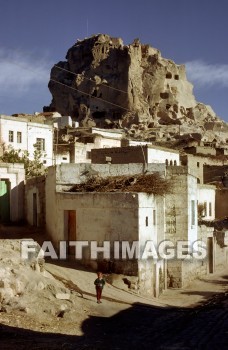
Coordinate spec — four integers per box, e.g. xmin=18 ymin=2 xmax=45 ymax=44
xmin=0 ymin=224 xmax=47 ymax=246
xmin=197 ymin=275 xmax=228 ymax=286
xmin=1 ymin=296 xmax=228 ymax=350
xmin=1 ymin=226 xmax=228 ymax=349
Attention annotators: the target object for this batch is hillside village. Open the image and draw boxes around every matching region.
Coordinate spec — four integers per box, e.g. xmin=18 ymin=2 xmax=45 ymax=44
xmin=0 ymin=34 xmax=228 ymax=348
xmin=0 ymin=109 xmax=227 ymax=294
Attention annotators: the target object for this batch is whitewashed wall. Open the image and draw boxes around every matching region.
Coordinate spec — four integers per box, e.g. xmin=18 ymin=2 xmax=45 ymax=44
xmin=148 ymin=147 xmax=180 ymax=165
xmin=27 ymin=123 xmax=53 ymax=166
xmin=0 ymin=116 xmax=53 ymax=166
xmin=197 ymin=185 xmax=216 ymax=221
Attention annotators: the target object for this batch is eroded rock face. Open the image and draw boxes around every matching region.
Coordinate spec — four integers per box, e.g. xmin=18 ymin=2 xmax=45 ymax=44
xmin=46 ymin=34 xmax=226 ymax=137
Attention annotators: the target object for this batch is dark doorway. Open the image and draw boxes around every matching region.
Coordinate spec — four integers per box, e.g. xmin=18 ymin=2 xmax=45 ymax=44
xmin=207 ymin=237 xmax=214 ymax=273
xmin=65 ymin=210 xmax=77 ymax=256
xmin=0 ymin=179 xmax=11 ymax=223
xmin=33 ymin=193 xmax=37 ymax=226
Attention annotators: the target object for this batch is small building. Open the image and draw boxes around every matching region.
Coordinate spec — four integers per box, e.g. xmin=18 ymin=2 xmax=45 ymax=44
xmin=26 ymin=163 xmax=167 ymax=296
xmin=54 ymin=127 xmax=123 ymax=165
xmin=25 ymin=162 xmax=227 ymax=295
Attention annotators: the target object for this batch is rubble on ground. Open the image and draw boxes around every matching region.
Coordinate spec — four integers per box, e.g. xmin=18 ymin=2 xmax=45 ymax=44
xmin=0 ymin=240 xmax=79 ymax=318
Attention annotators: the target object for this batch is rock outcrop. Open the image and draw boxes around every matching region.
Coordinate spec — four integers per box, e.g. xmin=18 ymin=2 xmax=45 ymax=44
xmin=0 ymin=240 xmax=73 ymax=316
xmin=46 ymin=34 xmax=228 ymax=143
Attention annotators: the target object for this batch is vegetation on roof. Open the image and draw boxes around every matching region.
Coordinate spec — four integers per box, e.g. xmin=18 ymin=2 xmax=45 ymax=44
xmin=69 ymin=173 xmax=171 ymax=195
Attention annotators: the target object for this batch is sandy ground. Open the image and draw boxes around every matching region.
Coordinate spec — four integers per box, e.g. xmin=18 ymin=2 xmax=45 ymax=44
xmin=0 ymin=224 xmax=227 ymax=349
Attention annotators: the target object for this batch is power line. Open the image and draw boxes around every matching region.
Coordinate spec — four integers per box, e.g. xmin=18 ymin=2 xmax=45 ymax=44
xmin=54 ymin=65 xmax=129 ymax=95
xmin=50 ymin=78 xmax=132 ymax=113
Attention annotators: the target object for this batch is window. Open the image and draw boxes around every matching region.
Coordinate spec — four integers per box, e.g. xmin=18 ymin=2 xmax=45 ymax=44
xmin=17 ymin=132 xmax=22 ymax=143
xmin=191 ymin=200 xmax=196 ymax=226
xmin=62 ymin=157 xmax=67 ymax=160
xmin=145 ymin=216 xmax=148 ymax=226
xmin=160 ymin=92 xmax=169 ymax=99
xmin=153 ymin=210 xmax=156 ymax=225
xmin=204 ymin=202 xmax=207 ymax=216
xmin=209 ymin=202 xmax=212 ymax=216
xmin=86 ymin=151 xmax=91 ymax=160
xmin=9 ymin=131 xmax=14 ymax=142
xmin=36 ymin=138 xmax=45 ymax=151
xmin=197 ymin=162 xmax=200 ymax=168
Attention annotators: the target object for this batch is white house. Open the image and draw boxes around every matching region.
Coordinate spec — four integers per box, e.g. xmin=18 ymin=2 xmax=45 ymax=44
xmin=197 ymin=184 xmax=216 ymax=221
xmin=0 ymin=115 xmax=53 ymax=166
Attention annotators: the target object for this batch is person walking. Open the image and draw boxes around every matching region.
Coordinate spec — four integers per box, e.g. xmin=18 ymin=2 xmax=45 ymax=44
xmin=94 ymin=272 xmax=105 ymax=303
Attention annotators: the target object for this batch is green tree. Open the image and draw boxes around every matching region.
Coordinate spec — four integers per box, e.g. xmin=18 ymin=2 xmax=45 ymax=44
xmin=0 ymin=148 xmax=47 ymax=179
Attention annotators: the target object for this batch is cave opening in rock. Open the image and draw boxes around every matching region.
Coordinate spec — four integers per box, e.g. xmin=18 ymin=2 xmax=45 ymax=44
xmin=92 ymin=111 xmax=107 ymax=118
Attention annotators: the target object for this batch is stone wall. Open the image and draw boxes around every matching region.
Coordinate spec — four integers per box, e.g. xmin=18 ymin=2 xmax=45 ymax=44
xmin=167 ymin=225 xmax=212 ymax=288
xmin=165 ymin=166 xmax=198 ymax=243
xmin=167 ymin=259 xmax=207 ymax=289
xmin=54 ymin=163 xmax=166 ymax=191
xmin=91 ymin=145 xmax=180 ymax=165
xmin=214 ymin=230 xmax=228 ymax=270
xmin=139 ymin=259 xmax=166 ymax=297
xmin=91 ymin=146 xmax=148 ymax=164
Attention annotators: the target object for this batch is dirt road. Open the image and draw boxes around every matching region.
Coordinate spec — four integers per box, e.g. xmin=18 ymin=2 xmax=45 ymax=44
xmin=0 ymin=225 xmax=227 ymax=349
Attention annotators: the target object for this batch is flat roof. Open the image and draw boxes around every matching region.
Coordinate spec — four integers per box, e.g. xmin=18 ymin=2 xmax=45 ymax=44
xmin=0 ymin=115 xmax=53 ymax=128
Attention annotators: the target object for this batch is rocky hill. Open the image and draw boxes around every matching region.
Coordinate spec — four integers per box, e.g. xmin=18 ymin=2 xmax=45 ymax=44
xmin=46 ymin=34 xmax=228 ymax=145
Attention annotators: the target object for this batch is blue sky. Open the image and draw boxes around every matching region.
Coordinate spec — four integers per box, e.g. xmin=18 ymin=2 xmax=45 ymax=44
xmin=0 ymin=0 xmax=228 ymax=122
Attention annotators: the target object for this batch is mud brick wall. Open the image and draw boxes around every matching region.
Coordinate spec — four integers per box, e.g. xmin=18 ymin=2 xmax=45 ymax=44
xmin=91 ymin=146 xmax=148 ymax=164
